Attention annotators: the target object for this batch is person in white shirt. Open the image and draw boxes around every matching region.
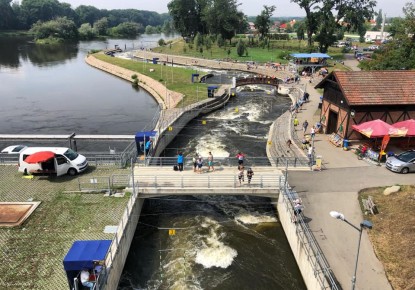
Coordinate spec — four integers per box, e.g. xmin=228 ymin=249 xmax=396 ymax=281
xmin=80 ymin=269 xmax=95 ymax=290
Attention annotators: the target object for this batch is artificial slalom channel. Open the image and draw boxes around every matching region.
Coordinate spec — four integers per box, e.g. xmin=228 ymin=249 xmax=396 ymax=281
xmin=118 ymin=79 xmax=306 ymax=289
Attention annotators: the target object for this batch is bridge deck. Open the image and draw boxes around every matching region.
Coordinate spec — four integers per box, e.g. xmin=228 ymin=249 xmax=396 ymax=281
xmin=133 ymin=166 xmax=285 ymax=197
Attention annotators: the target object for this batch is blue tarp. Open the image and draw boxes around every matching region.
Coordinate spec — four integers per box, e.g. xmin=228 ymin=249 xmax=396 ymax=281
xmin=63 ymin=240 xmax=111 ymax=271
xmin=135 ymin=131 xmax=157 ymax=143
xmin=291 ymin=53 xmax=331 ymax=58
xmin=208 ymin=86 xmax=218 ymax=90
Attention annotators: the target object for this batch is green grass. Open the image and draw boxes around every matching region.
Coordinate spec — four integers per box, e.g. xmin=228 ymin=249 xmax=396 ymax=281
xmin=155 ymin=38 xmax=347 ymax=64
xmin=0 ymin=30 xmax=32 ymax=37
xmin=94 ymin=53 xmax=209 ymax=106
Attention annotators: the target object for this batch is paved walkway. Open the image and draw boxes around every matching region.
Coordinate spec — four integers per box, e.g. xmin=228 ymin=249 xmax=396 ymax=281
xmin=286 ymin=56 xmax=413 ymax=290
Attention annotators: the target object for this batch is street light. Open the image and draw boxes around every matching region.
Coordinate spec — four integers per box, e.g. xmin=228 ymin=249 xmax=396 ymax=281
xmin=329 ymin=211 xmax=373 ymax=290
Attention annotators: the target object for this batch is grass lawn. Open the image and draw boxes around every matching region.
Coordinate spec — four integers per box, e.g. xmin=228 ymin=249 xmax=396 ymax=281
xmin=359 ymin=185 xmax=415 ymax=290
xmin=94 ymin=53 xmax=209 ymax=106
xmin=156 ymin=38 xmax=347 ymax=64
xmin=0 ymin=165 xmax=130 ymax=289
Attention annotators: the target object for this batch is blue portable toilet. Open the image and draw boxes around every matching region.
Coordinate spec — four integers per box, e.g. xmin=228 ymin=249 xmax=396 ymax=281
xmin=63 ymin=240 xmax=112 ymax=290
xmin=207 ymin=86 xmax=218 ymax=98
xmin=152 ymin=57 xmax=159 ymax=64
xmin=191 ymin=73 xmax=200 ymax=83
xmin=135 ymin=131 xmax=157 ymax=153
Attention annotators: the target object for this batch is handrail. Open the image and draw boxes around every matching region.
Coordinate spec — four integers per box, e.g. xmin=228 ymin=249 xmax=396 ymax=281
xmin=134 ymin=174 xmax=284 ymax=189
xmin=280 ymin=181 xmax=340 ymax=290
xmin=137 ymin=156 xmax=309 ymax=168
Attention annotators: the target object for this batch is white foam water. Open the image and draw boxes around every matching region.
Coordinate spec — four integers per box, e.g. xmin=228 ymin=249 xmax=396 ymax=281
xmin=235 ymin=214 xmax=278 ymax=224
xmin=194 ymin=134 xmax=230 ymax=157
xmin=195 ymin=218 xmax=238 ymax=269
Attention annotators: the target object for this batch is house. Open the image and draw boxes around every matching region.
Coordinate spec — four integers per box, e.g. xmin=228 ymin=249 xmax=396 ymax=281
xmin=248 ymin=22 xmax=256 ymax=32
xmin=364 ymin=31 xmax=391 ymax=42
xmin=315 ymin=71 xmax=415 ymax=140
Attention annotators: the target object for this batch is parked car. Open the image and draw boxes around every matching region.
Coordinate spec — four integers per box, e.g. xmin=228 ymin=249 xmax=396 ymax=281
xmin=18 ymin=147 xmax=88 ymax=176
xmin=385 ymin=150 xmax=415 ymax=174
xmin=368 ymin=45 xmax=379 ymax=51
xmin=1 ymin=145 xmax=28 ymax=154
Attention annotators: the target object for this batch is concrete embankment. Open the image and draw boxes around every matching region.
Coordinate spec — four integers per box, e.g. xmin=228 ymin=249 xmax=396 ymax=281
xmin=85 ymin=54 xmax=183 ymax=109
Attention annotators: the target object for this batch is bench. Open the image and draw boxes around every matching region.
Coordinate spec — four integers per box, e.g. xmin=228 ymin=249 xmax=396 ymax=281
xmin=328 ymin=133 xmax=343 ymax=147
xmin=362 ymin=196 xmax=378 ymax=215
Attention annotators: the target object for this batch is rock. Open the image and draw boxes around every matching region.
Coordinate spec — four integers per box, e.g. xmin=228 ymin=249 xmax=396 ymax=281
xmin=383 ymin=185 xmax=400 ymax=196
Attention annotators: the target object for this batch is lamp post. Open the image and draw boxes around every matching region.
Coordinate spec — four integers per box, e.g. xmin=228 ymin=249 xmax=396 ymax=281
xmin=329 ymin=211 xmax=373 ymax=290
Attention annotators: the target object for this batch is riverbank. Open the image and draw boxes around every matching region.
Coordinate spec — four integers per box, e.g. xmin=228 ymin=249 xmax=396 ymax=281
xmin=86 ymin=53 xmax=183 ymax=109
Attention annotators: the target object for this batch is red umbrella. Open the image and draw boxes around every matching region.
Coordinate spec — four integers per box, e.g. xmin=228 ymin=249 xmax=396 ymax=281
xmin=24 ymin=151 xmax=55 ymax=164
xmin=392 ymin=119 xmax=415 ymax=137
xmin=352 ymin=119 xmax=394 ymax=138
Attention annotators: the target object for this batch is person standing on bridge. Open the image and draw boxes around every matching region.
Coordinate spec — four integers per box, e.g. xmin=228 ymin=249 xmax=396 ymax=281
xmin=246 ymin=168 xmax=254 ymax=185
xmin=208 ymin=152 xmax=215 ymax=172
xmin=238 ymin=166 xmax=245 ymax=185
xmin=177 ymin=152 xmax=184 ymax=172
xmin=236 ymin=152 xmax=245 ymax=167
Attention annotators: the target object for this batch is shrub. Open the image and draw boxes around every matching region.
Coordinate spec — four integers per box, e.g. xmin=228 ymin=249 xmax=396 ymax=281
xmin=158 ymin=38 xmax=166 ymax=46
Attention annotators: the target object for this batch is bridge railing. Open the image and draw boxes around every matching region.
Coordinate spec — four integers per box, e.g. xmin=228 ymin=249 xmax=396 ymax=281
xmin=280 ymin=180 xmax=340 ymax=290
xmin=137 ymin=156 xmax=309 ymax=168
xmin=134 ymin=174 xmax=284 ymax=190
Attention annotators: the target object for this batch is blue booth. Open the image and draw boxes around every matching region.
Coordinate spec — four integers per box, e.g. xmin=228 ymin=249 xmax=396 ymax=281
xmin=207 ymin=86 xmax=218 ymax=98
xmin=191 ymin=73 xmax=199 ymax=83
xmin=135 ymin=130 xmax=157 ymax=154
xmin=63 ymin=240 xmax=112 ymax=289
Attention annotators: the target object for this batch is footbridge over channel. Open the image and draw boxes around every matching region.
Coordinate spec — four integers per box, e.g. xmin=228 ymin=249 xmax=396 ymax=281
xmin=235 ymin=76 xmax=279 ymax=88
xmin=133 ymin=166 xmax=286 ymax=198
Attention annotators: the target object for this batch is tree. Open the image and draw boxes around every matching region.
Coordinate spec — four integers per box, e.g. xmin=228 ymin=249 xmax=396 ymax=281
xmin=30 ymin=16 xmax=78 ymax=40
xmin=202 ymin=0 xmax=245 ymax=43
xmin=254 ymin=5 xmax=276 ymax=39
xmin=93 ymin=17 xmax=108 ymax=35
xmin=20 ymin=0 xmax=75 ymax=28
xmin=296 ymin=21 xmax=306 ymax=40
xmin=360 ymin=1 xmax=415 ymax=70
xmin=236 ymin=39 xmax=246 ymax=56
xmin=194 ymin=32 xmax=203 ymax=47
xmin=168 ymin=0 xmax=207 ymax=38
xmin=79 ymin=23 xmax=96 ymax=39
xmin=74 ymin=5 xmax=101 ymax=26
xmin=0 ymin=0 xmax=16 ymax=29
xmin=109 ymin=22 xmax=141 ymax=37
xmin=292 ymin=0 xmax=376 ymax=47
xmin=216 ymin=33 xmax=225 ymax=47
xmin=374 ymin=9 xmax=383 ymax=30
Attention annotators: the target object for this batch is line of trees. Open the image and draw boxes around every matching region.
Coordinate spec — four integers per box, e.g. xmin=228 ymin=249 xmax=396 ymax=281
xmin=168 ymin=0 xmax=247 ymax=43
xmin=0 ymin=0 xmax=173 ymax=40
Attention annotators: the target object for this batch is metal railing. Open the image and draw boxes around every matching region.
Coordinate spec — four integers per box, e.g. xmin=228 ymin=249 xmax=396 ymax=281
xmin=119 ymin=141 xmax=138 ymax=167
xmin=134 ymin=174 xmax=284 ymax=190
xmin=280 ymin=180 xmax=340 ymax=290
xmin=77 ymin=174 xmax=131 ymax=193
xmin=137 ymin=156 xmax=309 ymax=168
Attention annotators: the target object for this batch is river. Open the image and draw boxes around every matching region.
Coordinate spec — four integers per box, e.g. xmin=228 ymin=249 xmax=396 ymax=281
xmin=0 ymin=34 xmax=175 ymax=151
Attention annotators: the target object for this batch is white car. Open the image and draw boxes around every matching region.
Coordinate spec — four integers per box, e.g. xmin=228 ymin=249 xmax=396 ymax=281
xmin=1 ymin=145 xmax=28 ymax=154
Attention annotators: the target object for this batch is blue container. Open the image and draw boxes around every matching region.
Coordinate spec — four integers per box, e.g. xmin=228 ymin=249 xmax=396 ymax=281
xmin=343 ymin=139 xmax=349 ymax=149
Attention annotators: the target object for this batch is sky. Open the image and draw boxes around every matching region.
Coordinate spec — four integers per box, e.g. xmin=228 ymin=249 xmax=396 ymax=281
xmin=63 ymin=0 xmax=408 ymax=17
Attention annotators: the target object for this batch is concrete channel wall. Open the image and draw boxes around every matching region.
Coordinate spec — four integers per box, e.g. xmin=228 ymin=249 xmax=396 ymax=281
xmin=276 ymin=194 xmax=325 ymax=290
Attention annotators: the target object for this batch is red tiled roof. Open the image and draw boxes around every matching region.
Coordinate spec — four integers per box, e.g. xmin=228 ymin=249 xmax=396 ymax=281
xmin=317 ymin=71 xmax=415 ymax=106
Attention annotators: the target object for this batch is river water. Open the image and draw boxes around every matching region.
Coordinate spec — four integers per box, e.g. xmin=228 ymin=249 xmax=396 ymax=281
xmin=119 ymin=87 xmax=306 ymax=290
xmin=0 ymin=34 xmax=175 ymax=151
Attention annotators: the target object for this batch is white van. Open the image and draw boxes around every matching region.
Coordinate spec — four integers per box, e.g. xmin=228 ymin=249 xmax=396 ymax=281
xmin=18 ymin=147 xmax=88 ymax=176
